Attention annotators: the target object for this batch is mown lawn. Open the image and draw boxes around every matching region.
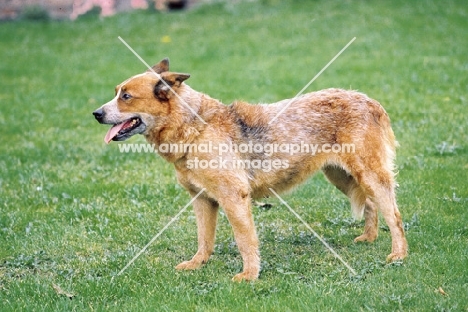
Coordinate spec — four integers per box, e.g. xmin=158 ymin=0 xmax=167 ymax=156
xmin=0 ymin=0 xmax=467 ymax=310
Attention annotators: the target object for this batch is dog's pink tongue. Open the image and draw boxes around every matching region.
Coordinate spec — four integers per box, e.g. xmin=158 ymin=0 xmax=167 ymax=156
xmin=104 ymin=123 xmax=125 ymax=144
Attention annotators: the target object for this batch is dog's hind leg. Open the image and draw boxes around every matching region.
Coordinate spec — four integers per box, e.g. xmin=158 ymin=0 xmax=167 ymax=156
xmin=353 ymin=199 xmax=379 ymax=243
xmin=322 ymin=165 xmax=379 ymax=243
xmin=364 ymin=178 xmax=407 ymax=261
xmin=176 ymin=192 xmax=219 ymax=271
xmin=345 ymin=160 xmax=407 ymax=262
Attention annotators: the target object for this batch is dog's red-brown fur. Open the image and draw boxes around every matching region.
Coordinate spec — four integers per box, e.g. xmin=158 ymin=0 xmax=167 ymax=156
xmin=93 ymin=59 xmax=408 ymax=281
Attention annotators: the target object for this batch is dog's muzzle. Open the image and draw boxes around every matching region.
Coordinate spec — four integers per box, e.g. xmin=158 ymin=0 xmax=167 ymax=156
xmin=92 ymin=107 xmax=146 ymax=144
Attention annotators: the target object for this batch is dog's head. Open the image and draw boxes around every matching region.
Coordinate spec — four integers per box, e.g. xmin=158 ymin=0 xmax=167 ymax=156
xmin=92 ymin=58 xmax=190 ymax=143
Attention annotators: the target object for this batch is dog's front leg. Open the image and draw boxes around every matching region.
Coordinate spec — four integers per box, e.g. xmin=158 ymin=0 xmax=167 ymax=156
xmin=219 ymin=193 xmax=260 ymax=282
xmin=175 ymin=194 xmax=219 ymax=271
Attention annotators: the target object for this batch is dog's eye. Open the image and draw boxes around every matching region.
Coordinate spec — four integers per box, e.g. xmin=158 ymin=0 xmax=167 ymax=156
xmin=121 ymin=93 xmax=132 ymax=100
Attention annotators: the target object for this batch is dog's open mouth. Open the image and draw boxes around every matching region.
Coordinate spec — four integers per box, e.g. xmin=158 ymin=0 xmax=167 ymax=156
xmin=104 ymin=117 xmax=143 ymax=144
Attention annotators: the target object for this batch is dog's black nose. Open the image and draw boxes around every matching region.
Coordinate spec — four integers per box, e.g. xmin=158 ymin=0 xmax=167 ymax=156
xmin=93 ymin=108 xmax=104 ymax=121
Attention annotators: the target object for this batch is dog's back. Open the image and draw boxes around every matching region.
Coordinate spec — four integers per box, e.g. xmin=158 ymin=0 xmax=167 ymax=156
xmin=226 ymin=88 xmax=396 ymax=198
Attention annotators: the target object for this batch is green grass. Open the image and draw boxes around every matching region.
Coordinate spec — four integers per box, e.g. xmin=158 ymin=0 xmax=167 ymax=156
xmin=1 ymin=0 xmax=467 ymax=310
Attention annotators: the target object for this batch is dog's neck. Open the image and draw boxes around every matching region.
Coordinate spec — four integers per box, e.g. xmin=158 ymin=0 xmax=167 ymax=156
xmin=144 ymin=83 xmax=227 ymax=163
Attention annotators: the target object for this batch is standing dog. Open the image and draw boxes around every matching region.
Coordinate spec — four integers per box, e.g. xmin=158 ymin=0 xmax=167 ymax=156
xmin=93 ymin=58 xmax=407 ymax=281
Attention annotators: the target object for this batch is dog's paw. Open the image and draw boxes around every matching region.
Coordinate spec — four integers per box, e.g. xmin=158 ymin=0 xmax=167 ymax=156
xmin=354 ymin=232 xmax=377 ymax=243
xmin=175 ymin=260 xmax=203 ymax=271
xmin=386 ymin=252 xmax=407 ymax=262
xmin=231 ymin=271 xmax=258 ymax=282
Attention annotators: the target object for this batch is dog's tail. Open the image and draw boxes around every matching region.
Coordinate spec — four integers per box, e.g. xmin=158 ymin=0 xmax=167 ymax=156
xmin=380 ymin=111 xmax=399 ymax=186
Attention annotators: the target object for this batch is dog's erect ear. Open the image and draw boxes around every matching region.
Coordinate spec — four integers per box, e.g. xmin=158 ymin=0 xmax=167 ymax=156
xmin=162 ymin=72 xmax=190 ymax=84
xmin=148 ymin=58 xmax=170 ymax=74
xmin=154 ymin=72 xmax=191 ymax=100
